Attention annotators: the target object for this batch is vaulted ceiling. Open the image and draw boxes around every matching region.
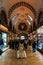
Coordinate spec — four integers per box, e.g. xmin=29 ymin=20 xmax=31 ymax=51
xmin=0 ymin=0 xmax=43 ymax=34
xmin=2 ymin=0 xmax=42 ymax=13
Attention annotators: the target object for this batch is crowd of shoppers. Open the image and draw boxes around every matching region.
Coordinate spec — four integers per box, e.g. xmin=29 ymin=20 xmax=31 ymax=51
xmin=8 ymin=36 xmax=37 ymax=58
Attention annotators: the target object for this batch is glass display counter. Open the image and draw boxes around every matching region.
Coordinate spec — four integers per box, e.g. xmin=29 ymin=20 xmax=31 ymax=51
xmin=37 ymin=33 xmax=43 ymax=54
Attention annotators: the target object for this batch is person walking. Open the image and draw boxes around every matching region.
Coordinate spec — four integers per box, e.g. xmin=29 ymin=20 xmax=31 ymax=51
xmin=32 ymin=38 xmax=37 ymax=52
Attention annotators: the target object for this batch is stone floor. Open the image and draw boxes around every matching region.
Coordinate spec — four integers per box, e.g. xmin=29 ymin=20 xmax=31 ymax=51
xmin=0 ymin=49 xmax=43 ymax=65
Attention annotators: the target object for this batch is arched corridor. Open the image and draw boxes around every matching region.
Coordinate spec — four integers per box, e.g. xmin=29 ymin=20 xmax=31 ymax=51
xmin=0 ymin=0 xmax=43 ymax=65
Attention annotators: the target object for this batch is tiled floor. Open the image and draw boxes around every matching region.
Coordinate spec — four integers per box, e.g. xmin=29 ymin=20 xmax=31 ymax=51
xmin=0 ymin=49 xmax=43 ymax=65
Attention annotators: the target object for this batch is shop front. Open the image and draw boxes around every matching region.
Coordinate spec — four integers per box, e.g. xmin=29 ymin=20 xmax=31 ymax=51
xmin=37 ymin=26 xmax=43 ymax=54
xmin=0 ymin=24 xmax=8 ymax=51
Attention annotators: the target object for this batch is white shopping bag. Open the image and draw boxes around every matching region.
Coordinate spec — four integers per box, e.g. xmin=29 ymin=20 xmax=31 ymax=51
xmin=17 ymin=50 xmax=19 ymax=58
xmin=23 ymin=50 xmax=27 ymax=58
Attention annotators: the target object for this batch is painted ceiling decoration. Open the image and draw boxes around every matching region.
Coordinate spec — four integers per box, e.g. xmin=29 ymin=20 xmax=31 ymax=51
xmin=8 ymin=1 xmax=36 ymax=19
xmin=11 ymin=14 xmax=19 ymax=22
xmin=0 ymin=0 xmax=43 ymax=34
xmin=18 ymin=22 xmax=27 ymax=31
xmin=11 ymin=14 xmax=33 ymax=26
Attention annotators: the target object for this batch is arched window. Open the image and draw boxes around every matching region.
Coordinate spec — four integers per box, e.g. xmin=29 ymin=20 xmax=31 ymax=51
xmin=37 ymin=11 xmax=43 ymax=28
xmin=1 ymin=10 xmax=8 ymax=27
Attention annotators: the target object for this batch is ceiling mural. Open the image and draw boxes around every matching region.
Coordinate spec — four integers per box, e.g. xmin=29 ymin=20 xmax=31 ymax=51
xmin=18 ymin=22 xmax=27 ymax=31
xmin=8 ymin=1 xmax=36 ymax=19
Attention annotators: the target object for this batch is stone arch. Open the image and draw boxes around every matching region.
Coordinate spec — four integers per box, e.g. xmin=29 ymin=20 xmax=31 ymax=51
xmin=8 ymin=1 xmax=36 ymax=19
xmin=0 ymin=9 xmax=8 ymax=27
xmin=17 ymin=32 xmax=28 ymax=39
xmin=37 ymin=10 xmax=43 ymax=28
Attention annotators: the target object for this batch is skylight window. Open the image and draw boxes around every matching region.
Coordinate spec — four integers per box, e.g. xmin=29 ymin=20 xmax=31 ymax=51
xmin=27 ymin=20 xmax=31 ymax=25
xmin=12 ymin=15 xmax=17 ymax=21
xmin=28 ymin=15 xmax=33 ymax=21
xmin=15 ymin=20 xmax=18 ymax=26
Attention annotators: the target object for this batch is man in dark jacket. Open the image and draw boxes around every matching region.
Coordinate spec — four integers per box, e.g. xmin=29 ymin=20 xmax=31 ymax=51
xmin=32 ymin=39 xmax=37 ymax=52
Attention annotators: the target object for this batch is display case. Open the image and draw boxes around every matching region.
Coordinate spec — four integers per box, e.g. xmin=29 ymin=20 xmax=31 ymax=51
xmin=2 ymin=32 xmax=8 ymax=47
xmin=37 ymin=33 xmax=43 ymax=54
